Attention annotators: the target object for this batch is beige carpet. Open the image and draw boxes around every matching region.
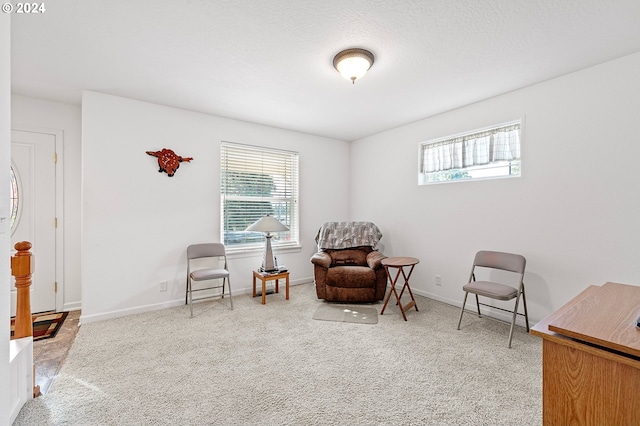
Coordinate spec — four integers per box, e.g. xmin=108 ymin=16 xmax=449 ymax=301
xmin=312 ymin=303 xmax=378 ymax=324
xmin=15 ymin=283 xmax=542 ymax=425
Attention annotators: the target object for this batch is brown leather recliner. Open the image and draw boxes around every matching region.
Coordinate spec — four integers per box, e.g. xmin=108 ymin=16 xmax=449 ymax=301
xmin=311 ymin=222 xmax=387 ymax=303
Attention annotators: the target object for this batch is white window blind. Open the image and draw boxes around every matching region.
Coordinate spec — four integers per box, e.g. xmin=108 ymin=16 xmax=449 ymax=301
xmin=419 ymin=121 xmax=521 ymax=184
xmin=221 ymin=142 xmax=299 ymax=248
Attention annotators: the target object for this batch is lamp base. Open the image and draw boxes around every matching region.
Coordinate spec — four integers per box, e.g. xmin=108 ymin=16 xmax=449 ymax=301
xmin=261 ymin=234 xmax=278 ymax=273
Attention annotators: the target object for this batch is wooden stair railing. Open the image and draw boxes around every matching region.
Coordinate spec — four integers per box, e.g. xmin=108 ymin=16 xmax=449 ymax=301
xmin=11 ymin=241 xmax=33 ymax=339
xmin=11 ymin=241 xmax=40 ymax=397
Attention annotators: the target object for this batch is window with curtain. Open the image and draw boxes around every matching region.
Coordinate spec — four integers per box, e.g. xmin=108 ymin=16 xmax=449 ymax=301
xmin=221 ymin=142 xmax=299 ymax=249
xmin=419 ymin=120 xmax=521 ymax=185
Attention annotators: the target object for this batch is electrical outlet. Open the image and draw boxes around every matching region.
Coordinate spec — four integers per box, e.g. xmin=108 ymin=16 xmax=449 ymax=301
xmin=435 ymin=275 xmax=442 ymax=286
xmin=160 ymin=281 xmax=168 ymax=292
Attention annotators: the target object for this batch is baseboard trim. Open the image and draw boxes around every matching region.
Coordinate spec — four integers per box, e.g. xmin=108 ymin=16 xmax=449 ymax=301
xmin=80 ymin=278 xmax=315 ymax=324
xmin=407 ymin=287 xmax=537 ymax=328
xmin=80 ymin=299 xmax=185 ymax=325
xmin=62 ymin=301 xmax=82 ymax=312
xmin=70 ymin=279 xmax=537 ymax=327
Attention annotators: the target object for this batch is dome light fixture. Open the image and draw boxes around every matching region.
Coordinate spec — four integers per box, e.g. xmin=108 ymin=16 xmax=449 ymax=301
xmin=333 ymin=48 xmax=375 ymax=84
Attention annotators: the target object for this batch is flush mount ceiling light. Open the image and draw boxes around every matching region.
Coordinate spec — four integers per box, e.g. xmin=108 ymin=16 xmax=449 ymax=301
xmin=333 ymin=48 xmax=375 ymax=84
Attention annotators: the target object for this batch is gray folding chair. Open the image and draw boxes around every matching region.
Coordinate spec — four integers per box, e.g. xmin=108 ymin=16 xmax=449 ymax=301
xmin=456 ymin=250 xmax=529 ymax=348
xmin=186 ymin=243 xmax=233 ymax=317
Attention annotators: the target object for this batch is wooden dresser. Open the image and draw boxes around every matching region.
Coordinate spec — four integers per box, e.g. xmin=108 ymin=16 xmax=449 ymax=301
xmin=531 ymin=282 xmax=640 ymax=425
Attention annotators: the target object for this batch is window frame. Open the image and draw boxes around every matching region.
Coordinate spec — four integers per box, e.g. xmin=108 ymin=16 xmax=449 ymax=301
xmin=220 ymin=141 xmax=300 ymax=253
xmin=9 ymin=164 xmax=21 ymax=234
xmin=418 ymin=119 xmax=523 ymax=185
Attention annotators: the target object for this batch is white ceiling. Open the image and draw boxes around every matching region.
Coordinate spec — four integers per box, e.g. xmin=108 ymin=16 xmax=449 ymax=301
xmin=10 ymin=0 xmax=640 ymax=141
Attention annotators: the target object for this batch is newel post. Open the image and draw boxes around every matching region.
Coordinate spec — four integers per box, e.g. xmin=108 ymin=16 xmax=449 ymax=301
xmin=11 ymin=241 xmax=34 ymax=339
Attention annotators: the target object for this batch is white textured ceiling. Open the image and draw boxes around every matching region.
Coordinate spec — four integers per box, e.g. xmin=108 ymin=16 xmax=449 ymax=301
xmin=11 ymin=0 xmax=640 ymax=141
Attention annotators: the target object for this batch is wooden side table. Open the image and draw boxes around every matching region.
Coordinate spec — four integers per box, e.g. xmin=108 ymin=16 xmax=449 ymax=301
xmin=380 ymin=257 xmax=419 ymax=321
xmin=252 ymin=270 xmax=290 ymax=305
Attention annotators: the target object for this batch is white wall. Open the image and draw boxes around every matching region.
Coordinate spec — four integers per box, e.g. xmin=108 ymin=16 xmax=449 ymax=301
xmin=351 ymin=51 xmax=640 ymax=324
xmin=1 ymin=11 xmax=11 ymax=426
xmin=11 ymin=95 xmax=82 ymax=311
xmin=16 ymin=50 xmax=640 ymax=330
xmin=81 ymin=91 xmax=349 ymax=323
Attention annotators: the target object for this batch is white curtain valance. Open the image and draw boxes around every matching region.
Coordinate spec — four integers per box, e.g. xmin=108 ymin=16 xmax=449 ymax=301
xmin=422 ymin=123 xmax=520 ymax=173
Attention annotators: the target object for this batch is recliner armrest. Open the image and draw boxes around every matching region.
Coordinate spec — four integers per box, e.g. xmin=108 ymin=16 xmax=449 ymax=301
xmin=366 ymin=251 xmax=386 ymax=269
xmin=310 ymin=252 xmax=332 ymax=269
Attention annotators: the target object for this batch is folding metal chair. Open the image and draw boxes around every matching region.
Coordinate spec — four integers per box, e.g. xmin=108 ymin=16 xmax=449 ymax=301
xmin=456 ymin=250 xmax=529 ymax=348
xmin=186 ymin=243 xmax=233 ymax=317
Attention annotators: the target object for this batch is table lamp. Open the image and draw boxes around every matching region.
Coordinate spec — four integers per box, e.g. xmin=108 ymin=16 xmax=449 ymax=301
xmin=246 ymin=214 xmax=289 ymax=272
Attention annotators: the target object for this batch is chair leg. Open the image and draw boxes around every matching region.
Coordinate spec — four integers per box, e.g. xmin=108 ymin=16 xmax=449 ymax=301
xmin=189 ymin=279 xmax=194 ymax=318
xmin=474 ymin=294 xmax=481 ymax=317
xmin=185 ymin=276 xmax=189 ymax=305
xmin=457 ymin=292 xmax=469 ymax=330
xmin=521 ymin=285 xmax=530 ymax=332
xmin=508 ymin=295 xmax=522 ymax=348
xmin=226 ymin=277 xmax=233 ymax=310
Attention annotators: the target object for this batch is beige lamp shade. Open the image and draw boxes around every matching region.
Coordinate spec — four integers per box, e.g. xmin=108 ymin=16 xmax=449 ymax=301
xmin=246 ymin=215 xmax=290 ymax=234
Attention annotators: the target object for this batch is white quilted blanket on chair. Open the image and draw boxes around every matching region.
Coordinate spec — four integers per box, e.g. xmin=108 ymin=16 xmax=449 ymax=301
xmin=315 ymin=221 xmax=382 ymax=250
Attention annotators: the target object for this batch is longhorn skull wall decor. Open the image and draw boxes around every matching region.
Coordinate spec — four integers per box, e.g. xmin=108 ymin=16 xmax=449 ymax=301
xmin=146 ymin=148 xmax=193 ymax=177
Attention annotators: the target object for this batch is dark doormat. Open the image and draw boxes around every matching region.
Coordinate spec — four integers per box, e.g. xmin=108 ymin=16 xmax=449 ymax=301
xmin=10 ymin=311 xmax=69 ymax=341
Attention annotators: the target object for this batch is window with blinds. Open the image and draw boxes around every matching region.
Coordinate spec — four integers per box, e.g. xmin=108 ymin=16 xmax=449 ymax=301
xmin=221 ymin=142 xmax=299 ymax=248
xmin=419 ymin=120 xmax=521 ymax=185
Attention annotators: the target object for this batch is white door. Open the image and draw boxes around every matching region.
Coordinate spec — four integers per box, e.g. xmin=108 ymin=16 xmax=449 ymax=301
xmin=10 ymin=130 xmax=57 ymax=315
